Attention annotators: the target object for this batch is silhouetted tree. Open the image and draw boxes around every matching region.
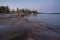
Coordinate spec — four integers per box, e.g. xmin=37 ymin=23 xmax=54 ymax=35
xmin=0 ymin=6 xmax=10 ymax=13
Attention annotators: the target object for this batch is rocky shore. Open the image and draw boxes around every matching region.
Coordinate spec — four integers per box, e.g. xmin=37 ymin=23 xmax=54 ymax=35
xmin=0 ymin=16 xmax=60 ymax=40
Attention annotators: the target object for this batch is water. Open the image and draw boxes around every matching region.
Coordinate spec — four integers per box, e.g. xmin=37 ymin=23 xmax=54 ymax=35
xmin=0 ymin=13 xmax=60 ymax=40
xmin=26 ymin=14 xmax=60 ymax=27
xmin=0 ymin=13 xmax=60 ymax=26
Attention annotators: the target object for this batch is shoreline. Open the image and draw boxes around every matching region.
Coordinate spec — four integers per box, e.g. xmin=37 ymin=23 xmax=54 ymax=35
xmin=0 ymin=16 xmax=60 ymax=40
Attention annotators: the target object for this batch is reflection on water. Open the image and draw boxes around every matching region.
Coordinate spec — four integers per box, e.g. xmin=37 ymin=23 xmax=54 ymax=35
xmin=0 ymin=13 xmax=60 ymax=40
xmin=26 ymin=14 xmax=60 ymax=26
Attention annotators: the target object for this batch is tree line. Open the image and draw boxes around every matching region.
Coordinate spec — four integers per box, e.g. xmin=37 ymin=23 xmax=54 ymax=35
xmin=0 ymin=6 xmax=38 ymax=14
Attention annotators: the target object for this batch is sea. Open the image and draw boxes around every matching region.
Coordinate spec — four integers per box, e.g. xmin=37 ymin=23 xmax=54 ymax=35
xmin=26 ymin=13 xmax=60 ymax=27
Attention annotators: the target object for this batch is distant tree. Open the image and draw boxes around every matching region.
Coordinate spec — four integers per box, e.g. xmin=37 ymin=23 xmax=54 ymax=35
xmin=0 ymin=6 xmax=10 ymax=13
xmin=5 ymin=6 xmax=10 ymax=13
xmin=31 ymin=11 xmax=37 ymax=13
xmin=11 ymin=9 xmax=15 ymax=13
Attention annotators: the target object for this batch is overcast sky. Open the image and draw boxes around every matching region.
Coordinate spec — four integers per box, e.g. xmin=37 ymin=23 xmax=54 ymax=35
xmin=0 ymin=0 xmax=60 ymax=13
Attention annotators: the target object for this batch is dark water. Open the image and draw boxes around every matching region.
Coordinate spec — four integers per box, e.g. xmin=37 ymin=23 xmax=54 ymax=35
xmin=0 ymin=14 xmax=60 ymax=40
xmin=0 ymin=13 xmax=60 ymax=26
xmin=26 ymin=14 xmax=60 ymax=27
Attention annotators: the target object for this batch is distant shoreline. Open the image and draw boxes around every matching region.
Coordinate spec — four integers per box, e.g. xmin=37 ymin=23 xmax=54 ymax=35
xmin=38 ymin=13 xmax=60 ymax=14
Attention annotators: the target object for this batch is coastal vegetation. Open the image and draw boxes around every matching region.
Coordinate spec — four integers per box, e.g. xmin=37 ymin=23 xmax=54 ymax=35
xmin=0 ymin=6 xmax=10 ymax=13
xmin=0 ymin=6 xmax=38 ymax=15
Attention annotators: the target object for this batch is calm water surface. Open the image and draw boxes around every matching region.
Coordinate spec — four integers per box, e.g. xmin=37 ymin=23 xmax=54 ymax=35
xmin=0 ymin=13 xmax=60 ymax=26
xmin=26 ymin=14 xmax=60 ymax=26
